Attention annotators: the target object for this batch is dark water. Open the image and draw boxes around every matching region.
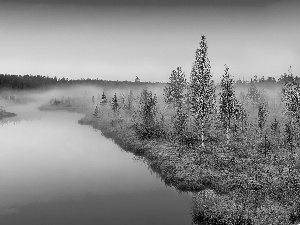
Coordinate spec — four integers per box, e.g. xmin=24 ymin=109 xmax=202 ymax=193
xmin=0 ymin=102 xmax=192 ymax=225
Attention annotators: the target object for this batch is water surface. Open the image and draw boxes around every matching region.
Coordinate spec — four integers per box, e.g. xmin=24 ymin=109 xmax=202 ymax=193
xmin=0 ymin=102 xmax=192 ymax=225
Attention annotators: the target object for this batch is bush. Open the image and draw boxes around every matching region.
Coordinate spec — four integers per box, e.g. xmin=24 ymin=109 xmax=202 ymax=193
xmin=177 ymin=130 xmax=199 ymax=147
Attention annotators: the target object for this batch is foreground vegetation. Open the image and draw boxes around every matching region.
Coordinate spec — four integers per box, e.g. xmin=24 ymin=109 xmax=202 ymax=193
xmin=40 ymin=84 xmax=298 ymax=225
xmin=40 ymin=87 xmax=299 ymax=224
xmin=35 ymin=36 xmax=300 ymax=224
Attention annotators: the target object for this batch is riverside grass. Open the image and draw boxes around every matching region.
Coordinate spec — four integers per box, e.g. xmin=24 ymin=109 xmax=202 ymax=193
xmin=40 ymin=99 xmax=300 ymax=225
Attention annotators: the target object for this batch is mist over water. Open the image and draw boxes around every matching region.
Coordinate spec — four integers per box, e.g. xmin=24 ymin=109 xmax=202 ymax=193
xmin=0 ymin=90 xmax=192 ymax=225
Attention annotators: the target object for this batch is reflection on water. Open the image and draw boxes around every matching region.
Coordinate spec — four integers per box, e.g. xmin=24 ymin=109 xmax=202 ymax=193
xmin=0 ymin=103 xmax=192 ymax=224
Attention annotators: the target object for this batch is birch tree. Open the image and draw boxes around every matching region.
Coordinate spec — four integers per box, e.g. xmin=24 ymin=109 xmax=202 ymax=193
xmin=190 ymin=35 xmax=216 ymax=147
xmin=282 ymin=70 xmax=300 ymax=162
xmin=219 ymin=65 xmax=238 ymax=144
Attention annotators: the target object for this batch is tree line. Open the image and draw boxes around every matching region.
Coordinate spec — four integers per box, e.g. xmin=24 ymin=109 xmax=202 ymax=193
xmin=0 ymin=67 xmax=296 ymax=91
xmin=0 ymin=74 xmax=165 ymax=90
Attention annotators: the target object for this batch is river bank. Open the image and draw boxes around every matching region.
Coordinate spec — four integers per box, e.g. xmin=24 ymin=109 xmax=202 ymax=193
xmin=38 ymin=102 xmax=299 ymax=225
xmin=40 ymin=103 xmax=208 ymax=191
xmin=78 ymin=114 xmax=291 ymax=225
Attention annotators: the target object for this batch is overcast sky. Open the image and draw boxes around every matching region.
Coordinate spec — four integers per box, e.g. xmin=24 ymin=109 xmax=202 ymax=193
xmin=0 ymin=0 xmax=299 ymax=82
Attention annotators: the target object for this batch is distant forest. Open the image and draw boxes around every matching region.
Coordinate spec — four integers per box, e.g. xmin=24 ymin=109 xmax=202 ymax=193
xmin=0 ymin=74 xmax=162 ymax=90
xmin=0 ymin=70 xmax=298 ymax=90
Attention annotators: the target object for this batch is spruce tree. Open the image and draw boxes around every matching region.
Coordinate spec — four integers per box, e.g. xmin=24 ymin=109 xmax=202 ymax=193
xmin=134 ymin=89 xmax=159 ymax=139
xmin=258 ymin=102 xmax=269 ymax=156
xmin=93 ymin=105 xmax=99 ymax=118
xmin=101 ymin=92 xmax=108 ymax=104
xmin=190 ymin=35 xmax=216 ymax=147
xmin=164 ymin=67 xmax=187 ymax=107
xmin=127 ymin=90 xmax=134 ymax=112
xmin=111 ymin=93 xmax=119 ymax=113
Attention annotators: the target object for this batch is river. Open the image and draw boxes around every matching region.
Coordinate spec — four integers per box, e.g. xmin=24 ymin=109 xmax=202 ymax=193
xmin=0 ymin=100 xmax=193 ymax=225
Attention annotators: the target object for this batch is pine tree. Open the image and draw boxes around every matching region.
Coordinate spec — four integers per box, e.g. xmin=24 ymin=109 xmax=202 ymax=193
xmin=164 ymin=67 xmax=187 ymax=107
xmin=219 ymin=65 xmax=238 ymax=143
xmin=189 ymin=35 xmax=216 ymax=147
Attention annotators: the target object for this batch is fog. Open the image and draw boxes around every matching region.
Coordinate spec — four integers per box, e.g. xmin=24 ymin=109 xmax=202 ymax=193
xmin=0 ymin=86 xmax=192 ymax=225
